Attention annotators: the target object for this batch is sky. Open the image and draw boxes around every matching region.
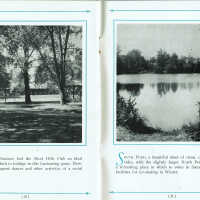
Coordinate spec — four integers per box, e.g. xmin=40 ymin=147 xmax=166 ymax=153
xmin=117 ymin=24 xmax=200 ymax=58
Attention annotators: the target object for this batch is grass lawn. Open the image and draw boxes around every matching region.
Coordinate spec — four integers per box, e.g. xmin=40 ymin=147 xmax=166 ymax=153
xmin=0 ymin=95 xmax=82 ymax=143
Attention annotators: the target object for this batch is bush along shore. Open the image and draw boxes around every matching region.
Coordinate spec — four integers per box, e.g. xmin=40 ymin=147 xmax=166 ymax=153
xmin=117 ymin=95 xmax=200 ymax=142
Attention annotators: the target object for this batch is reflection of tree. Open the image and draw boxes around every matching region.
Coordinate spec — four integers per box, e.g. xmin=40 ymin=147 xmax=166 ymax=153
xmin=157 ymin=83 xmax=169 ymax=96
xmin=117 ymin=83 xmax=144 ymax=97
xmin=154 ymin=82 xmax=198 ymax=96
xmin=118 ymin=81 xmax=200 ymax=98
xmin=150 ymin=83 xmax=156 ymax=88
xmin=180 ymin=83 xmax=186 ymax=89
xmin=188 ymin=82 xmax=194 ymax=91
xmin=156 ymin=82 xmax=178 ymax=96
xmin=171 ymin=82 xmax=178 ymax=93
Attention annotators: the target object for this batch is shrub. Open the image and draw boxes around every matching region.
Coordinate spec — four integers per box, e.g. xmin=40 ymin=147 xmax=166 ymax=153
xmin=117 ymin=95 xmax=155 ymax=133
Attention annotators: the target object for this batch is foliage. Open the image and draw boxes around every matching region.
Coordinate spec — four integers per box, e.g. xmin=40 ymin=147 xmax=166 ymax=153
xmin=0 ymin=26 xmax=82 ymax=104
xmin=0 ymin=67 xmax=9 ymax=89
xmin=31 ymin=26 xmax=82 ymax=104
xmin=0 ymin=53 xmax=10 ymax=90
xmin=0 ymin=26 xmax=39 ymax=104
xmin=117 ymin=48 xmax=200 ymax=74
xmin=184 ymin=102 xmax=200 ymax=141
xmin=117 ymin=95 xmax=155 ymax=133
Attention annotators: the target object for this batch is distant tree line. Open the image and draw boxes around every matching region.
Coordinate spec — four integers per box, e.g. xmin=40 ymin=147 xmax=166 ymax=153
xmin=117 ymin=48 xmax=200 ymax=74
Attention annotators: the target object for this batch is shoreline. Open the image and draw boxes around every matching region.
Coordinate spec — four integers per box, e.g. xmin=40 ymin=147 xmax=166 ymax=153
xmin=117 ymin=124 xmax=199 ymax=142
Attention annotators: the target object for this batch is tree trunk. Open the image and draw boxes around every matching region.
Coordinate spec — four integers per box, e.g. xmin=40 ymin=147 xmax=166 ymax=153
xmin=23 ymin=69 xmax=31 ymax=104
xmin=59 ymin=71 xmax=69 ymax=105
xmin=4 ymin=89 xmax=7 ymax=103
xmin=59 ymin=87 xmax=66 ymax=105
xmin=58 ymin=62 xmax=69 ymax=105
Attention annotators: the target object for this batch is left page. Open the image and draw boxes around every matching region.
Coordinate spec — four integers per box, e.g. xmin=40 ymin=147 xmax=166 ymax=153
xmin=0 ymin=1 xmax=100 ymax=200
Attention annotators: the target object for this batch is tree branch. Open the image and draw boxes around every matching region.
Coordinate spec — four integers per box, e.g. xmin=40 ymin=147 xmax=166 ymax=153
xmin=64 ymin=26 xmax=70 ymax=61
xmin=48 ymin=27 xmax=61 ymax=87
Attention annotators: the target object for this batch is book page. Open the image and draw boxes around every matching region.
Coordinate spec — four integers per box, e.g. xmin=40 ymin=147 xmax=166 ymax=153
xmin=102 ymin=1 xmax=200 ymax=200
xmin=0 ymin=1 xmax=100 ymax=200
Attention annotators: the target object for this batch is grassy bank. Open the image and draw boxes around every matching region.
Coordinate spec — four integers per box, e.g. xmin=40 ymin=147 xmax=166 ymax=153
xmin=182 ymin=123 xmax=200 ymax=141
xmin=117 ymin=125 xmax=195 ymax=142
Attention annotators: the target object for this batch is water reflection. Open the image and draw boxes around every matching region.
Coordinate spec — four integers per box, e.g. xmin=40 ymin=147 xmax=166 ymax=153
xmin=118 ymin=81 xmax=200 ymax=97
xmin=117 ymin=74 xmax=200 ymax=130
xmin=117 ymin=83 xmax=144 ymax=96
xmin=156 ymin=82 xmax=178 ymax=96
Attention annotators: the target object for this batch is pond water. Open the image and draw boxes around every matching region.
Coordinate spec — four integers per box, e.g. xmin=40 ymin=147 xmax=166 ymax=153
xmin=117 ymin=74 xmax=200 ymax=130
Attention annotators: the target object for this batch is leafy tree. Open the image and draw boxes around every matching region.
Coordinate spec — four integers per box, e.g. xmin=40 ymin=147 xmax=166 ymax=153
xmin=32 ymin=26 xmax=82 ymax=104
xmin=126 ymin=49 xmax=146 ymax=73
xmin=187 ymin=56 xmax=196 ymax=73
xmin=194 ymin=58 xmax=200 ymax=73
xmin=117 ymin=46 xmax=127 ymax=74
xmin=166 ymin=53 xmax=179 ymax=73
xmin=117 ymin=48 xmax=200 ymax=74
xmin=155 ymin=49 xmax=170 ymax=73
xmin=0 ymin=26 xmax=38 ymax=104
xmin=0 ymin=67 xmax=9 ymax=89
xmin=0 ymin=52 xmax=10 ymax=102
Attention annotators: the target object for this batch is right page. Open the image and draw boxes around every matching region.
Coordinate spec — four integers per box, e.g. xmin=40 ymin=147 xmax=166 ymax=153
xmin=102 ymin=1 xmax=200 ymax=200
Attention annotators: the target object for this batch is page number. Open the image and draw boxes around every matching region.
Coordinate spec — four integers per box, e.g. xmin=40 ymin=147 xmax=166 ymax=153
xmin=21 ymin=194 xmax=30 ymax=199
xmin=168 ymin=194 xmax=176 ymax=198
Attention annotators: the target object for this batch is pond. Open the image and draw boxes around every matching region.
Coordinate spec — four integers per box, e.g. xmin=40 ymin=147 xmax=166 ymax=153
xmin=117 ymin=74 xmax=200 ymax=131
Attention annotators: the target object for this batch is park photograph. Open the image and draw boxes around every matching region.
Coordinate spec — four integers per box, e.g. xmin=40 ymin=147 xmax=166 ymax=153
xmin=117 ymin=23 xmax=200 ymax=142
xmin=0 ymin=25 xmax=83 ymax=143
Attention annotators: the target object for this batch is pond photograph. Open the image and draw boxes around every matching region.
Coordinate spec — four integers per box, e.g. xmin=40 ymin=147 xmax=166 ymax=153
xmin=117 ymin=24 xmax=200 ymax=142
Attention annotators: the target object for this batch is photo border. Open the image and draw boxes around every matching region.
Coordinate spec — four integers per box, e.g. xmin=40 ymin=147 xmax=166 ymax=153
xmin=113 ymin=19 xmax=200 ymax=146
xmin=0 ymin=18 xmax=88 ymax=147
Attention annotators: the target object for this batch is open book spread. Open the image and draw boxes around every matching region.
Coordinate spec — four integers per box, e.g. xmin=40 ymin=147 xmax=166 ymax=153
xmin=0 ymin=1 xmax=200 ymax=200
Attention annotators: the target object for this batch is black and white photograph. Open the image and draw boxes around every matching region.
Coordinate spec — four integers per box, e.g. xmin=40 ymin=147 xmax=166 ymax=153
xmin=117 ymin=24 xmax=200 ymax=142
xmin=0 ymin=25 xmax=83 ymax=143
